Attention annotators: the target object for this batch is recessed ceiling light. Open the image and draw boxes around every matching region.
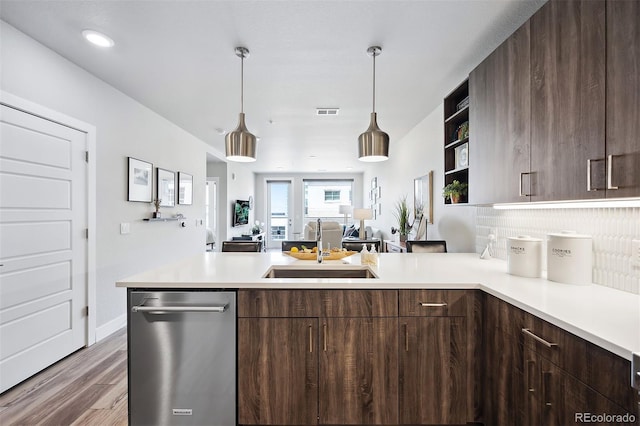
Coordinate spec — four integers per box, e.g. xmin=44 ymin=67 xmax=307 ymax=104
xmin=215 ymin=127 xmax=226 ymax=135
xmin=82 ymin=30 xmax=115 ymax=48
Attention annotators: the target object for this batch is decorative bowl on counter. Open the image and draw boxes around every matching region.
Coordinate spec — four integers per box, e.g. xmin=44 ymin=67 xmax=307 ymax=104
xmin=284 ymin=250 xmax=356 ymax=260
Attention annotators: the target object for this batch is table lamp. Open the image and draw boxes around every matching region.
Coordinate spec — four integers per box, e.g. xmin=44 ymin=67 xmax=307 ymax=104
xmin=338 ymin=205 xmax=353 ymax=226
xmin=353 ymin=208 xmax=373 ymax=239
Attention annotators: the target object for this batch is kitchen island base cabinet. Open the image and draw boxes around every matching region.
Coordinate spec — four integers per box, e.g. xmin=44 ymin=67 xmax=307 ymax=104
xmin=238 ymin=318 xmax=318 ymax=425
xmin=399 ymin=317 xmax=467 ymax=424
xmin=238 ymin=289 xmax=479 ymax=426
xmin=319 ymin=318 xmax=398 ymax=425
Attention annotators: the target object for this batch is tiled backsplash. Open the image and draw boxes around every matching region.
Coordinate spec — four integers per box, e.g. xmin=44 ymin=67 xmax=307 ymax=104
xmin=476 ymin=207 xmax=640 ymax=294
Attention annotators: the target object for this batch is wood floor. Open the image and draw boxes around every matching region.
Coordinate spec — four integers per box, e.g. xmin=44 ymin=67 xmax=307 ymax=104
xmin=0 ymin=328 xmax=128 ymax=425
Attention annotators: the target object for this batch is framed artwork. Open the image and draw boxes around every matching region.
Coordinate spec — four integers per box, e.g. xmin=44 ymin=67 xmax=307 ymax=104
xmin=178 ymin=172 xmax=193 ymax=205
xmin=157 ymin=168 xmax=175 ymax=207
xmin=371 ymin=177 xmax=377 ymax=190
xmin=414 ymin=170 xmax=434 ymax=224
xmin=127 ymin=157 xmax=153 ymax=202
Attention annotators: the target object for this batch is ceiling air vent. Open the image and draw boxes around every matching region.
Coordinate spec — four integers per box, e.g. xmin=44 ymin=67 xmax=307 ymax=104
xmin=316 ymin=108 xmax=340 ymax=116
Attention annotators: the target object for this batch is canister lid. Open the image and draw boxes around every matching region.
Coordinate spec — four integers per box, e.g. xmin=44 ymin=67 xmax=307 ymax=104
xmin=507 ymin=235 xmax=542 ymax=242
xmin=547 ymin=230 xmax=592 ymax=239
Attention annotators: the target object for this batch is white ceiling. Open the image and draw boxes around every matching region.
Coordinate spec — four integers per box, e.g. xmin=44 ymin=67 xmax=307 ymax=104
xmin=0 ymin=0 xmax=545 ymax=173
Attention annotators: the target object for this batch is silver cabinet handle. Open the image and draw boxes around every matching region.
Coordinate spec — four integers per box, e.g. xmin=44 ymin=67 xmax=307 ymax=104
xmin=522 ymin=328 xmax=557 ymax=348
xmin=607 ymin=154 xmax=619 ymax=190
xmin=519 ymin=172 xmax=532 ymax=197
xmin=419 ymin=302 xmax=447 ymax=307
xmin=131 ymin=304 xmax=228 ymax=313
xmin=587 ymin=159 xmax=594 ymax=191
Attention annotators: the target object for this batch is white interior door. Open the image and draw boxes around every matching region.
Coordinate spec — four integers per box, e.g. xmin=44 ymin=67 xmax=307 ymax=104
xmin=0 ymin=104 xmax=88 ymax=393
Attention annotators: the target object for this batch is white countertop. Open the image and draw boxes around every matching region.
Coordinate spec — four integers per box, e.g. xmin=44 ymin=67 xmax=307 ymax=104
xmin=117 ymin=252 xmax=640 ymax=361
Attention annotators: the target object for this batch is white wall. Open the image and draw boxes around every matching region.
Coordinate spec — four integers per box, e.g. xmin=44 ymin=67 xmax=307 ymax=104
xmin=1 ymin=21 xmax=217 ymax=333
xmin=365 ymin=103 xmax=476 ymax=252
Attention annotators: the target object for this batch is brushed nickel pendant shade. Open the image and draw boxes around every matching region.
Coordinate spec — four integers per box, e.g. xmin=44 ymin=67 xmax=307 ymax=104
xmin=225 ymin=47 xmax=257 ymax=162
xmin=358 ymin=46 xmax=389 ymax=162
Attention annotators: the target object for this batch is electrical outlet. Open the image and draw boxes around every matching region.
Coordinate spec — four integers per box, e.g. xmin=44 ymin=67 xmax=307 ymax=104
xmin=632 ymin=239 xmax=640 ymax=267
xmin=120 ymin=222 xmax=130 ymax=235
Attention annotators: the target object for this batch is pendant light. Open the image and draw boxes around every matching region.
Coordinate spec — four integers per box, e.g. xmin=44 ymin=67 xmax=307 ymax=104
xmin=358 ymin=46 xmax=389 ymax=162
xmin=225 ymin=46 xmax=257 ymax=162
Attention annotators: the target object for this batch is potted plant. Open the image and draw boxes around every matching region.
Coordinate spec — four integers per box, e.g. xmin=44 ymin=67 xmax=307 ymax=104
xmin=442 ymin=180 xmax=468 ymax=204
xmin=152 ymin=198 xmax=162 ymax=218
xmin=392 ymin=196 xmax=413 ymax=243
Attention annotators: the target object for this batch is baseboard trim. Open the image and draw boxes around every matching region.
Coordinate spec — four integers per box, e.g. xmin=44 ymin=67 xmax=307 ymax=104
xmin=95 ymin=314 xmax=126 ymax=342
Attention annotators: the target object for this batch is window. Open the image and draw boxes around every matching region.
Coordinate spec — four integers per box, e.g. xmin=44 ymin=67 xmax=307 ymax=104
xmin=303 ymin=179 xmax=353 ymax=220
xmin=324 ymin=190 xmax=340 ymax=202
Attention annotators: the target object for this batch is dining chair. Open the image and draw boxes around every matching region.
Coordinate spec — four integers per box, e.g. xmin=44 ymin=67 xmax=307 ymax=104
xmin=221 ymin=241 xmax=262 ymax=252
xmin=405 ymin=240 xmax=447 ymax=253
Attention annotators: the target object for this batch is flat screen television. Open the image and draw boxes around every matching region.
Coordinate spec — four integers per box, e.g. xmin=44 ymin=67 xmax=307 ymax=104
xmin=232 ymin=199 xmax=250 ymax=227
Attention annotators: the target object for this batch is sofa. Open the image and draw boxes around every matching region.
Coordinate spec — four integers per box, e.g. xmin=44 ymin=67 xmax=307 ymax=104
xmin=303 ymin=221 xmax=343 ymax=250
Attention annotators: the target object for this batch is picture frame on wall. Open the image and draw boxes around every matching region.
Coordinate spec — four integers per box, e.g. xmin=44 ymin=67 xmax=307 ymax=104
xmin=157 ymin=168 xmax=175 ymax=207
xmin=178 ymin=172 xmax=193 ymax=205
xmin=414 ymin=170 xmax=434 ymax=224
xmin=127 ymin=157 xmax=153 ymax=202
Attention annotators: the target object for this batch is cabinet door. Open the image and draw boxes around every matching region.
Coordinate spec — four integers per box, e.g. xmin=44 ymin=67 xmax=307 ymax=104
xmin=399 ymin=317 xmax=467 ymax=425
xmin=319 ymin=318 xmax=398 ymax=425
xmin=470 ymin=21 xmax=531 ymax=204
xmin=525 ymin=347 xmax=633 ymax=426
xmin=530 ymin=0 xmax=606 ymax=201
xmin=238 ymin=318 xmax=318 ymax=425
xmin=606 ymin=0 xmax=640 ymax=197
xmin=483 ymin=295 xmax=525 ymax=425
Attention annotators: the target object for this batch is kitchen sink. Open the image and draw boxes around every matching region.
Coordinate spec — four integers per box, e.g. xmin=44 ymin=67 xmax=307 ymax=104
xmin=263 ymin=266 xmax=378 ymax=279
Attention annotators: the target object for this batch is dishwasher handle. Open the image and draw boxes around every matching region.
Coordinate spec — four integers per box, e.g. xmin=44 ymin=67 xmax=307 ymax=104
xmin=131 ymin=304 xmax=228 ymax=314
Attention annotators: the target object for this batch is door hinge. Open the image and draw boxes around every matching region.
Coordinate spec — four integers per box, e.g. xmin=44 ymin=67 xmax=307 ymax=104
xmin=85 ymin=228 xmax=89 ymax=239
xmin=84 ymin=306 xmax=89 ymax=316
xmin=85 ymin=151 xmax=89 ymax=163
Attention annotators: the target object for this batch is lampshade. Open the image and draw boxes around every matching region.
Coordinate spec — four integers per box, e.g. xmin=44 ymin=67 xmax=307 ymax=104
xmin=338 ymin=205 xmax=353 ymax=215
xmin=353 ymin=208 xmax=373 ymax=240
xmin=358 ymin=46 xmax=389 ymax=162
xmin=353 ymin=208 xmax=373 ymax=220
xmin=225 ymin=47 xmax=257 ymax=162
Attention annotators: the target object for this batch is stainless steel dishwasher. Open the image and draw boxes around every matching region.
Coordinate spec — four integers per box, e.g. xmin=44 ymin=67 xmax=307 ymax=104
xmin=128 ymin=290 xmax=236 ymax=426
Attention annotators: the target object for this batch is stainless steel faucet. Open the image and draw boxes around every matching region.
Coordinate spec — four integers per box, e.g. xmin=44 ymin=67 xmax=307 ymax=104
xmin=316 ymin=218 xmax=323 ymax=263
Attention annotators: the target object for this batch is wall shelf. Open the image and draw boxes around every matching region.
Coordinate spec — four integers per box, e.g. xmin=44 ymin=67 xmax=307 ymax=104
xmin=143 ymin=217 xmax=184 ymax=222
xmin=444 ymin=79 xmax=470 ymax=204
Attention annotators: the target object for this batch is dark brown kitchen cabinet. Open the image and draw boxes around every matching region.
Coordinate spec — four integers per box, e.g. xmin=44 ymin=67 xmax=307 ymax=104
xmin=605 ymin=0 xmax=640 ymax=197
xmin=483 ymin=294 xmax=525 ymax=424
xmin=523 ymin=346 xmax=633 ymax=426
xmin=238 ymin=318 xmax=318 ymax=425
xmin=469 ymin=21 xmax=531 ymax=204
xmin=484 ymin=293 xmax=639 ymax=426
xmin=399 ymin=290 xmax=481 ymax=424
xmin=529 ymin=0 xmax=606 ymax=201
xmin=319 ymin=318 xmax=398 ymax=425
xmin=238 ymin=290 xmax=398 ymax=426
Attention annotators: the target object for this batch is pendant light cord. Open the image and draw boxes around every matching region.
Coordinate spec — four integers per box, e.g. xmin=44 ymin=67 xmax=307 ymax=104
xmin=240 ymin=54 xmax=244 ymax=114
xmin=372 ymin=53 xmax=376 ymax=113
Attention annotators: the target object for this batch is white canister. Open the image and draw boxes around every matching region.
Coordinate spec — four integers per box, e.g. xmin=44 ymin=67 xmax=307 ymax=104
xmin=546 ymin=231 xmax=593 ymax=285
xmin=507 ymin=236 xmax=542 ymax=278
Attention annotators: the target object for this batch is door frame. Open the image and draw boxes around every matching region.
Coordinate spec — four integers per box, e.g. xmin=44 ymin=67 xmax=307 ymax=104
xmin=264 ymin=178 xmax=294 ymax=249
xmin=1 ymin=90 xmax=97 ymax=346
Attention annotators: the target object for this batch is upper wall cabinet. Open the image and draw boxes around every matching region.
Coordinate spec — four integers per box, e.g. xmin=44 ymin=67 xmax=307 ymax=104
xmin=530 ymin=0 xmax=606 ymax=202
xmin=469 ymin=22 xmax=531 ymax=204
xmin=605 ymin=0 xmax=640 ymax=197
